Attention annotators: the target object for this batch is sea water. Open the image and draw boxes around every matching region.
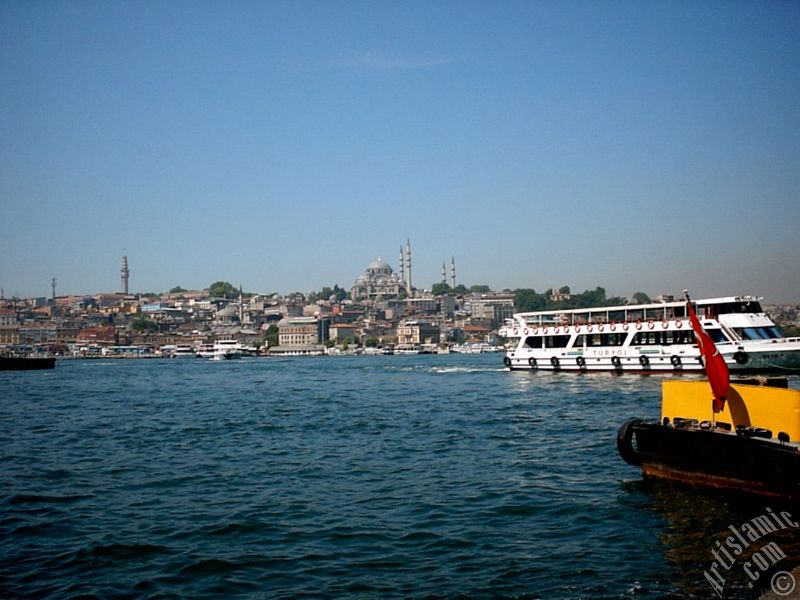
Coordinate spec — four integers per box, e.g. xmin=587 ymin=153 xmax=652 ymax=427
xmin=1 ymin=355 xmax=798 ymax=598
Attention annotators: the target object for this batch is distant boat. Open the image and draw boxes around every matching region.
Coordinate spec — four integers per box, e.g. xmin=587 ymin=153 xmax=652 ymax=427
xmin=211 ymin=340 xmax=242 ymax=360
xmin=0 ymin=356 xmax=56 ymax=371
xmin=171 ymin=345 xmax=197 ymax=358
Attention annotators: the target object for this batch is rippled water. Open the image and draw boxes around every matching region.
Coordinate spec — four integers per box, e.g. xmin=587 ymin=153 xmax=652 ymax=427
xmin=2 ymin=355 xmax=798 ymax=598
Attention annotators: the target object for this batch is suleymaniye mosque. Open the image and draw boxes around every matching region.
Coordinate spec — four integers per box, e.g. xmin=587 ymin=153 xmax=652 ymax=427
xmin=351 ymin=240 xmax=414 ymax=301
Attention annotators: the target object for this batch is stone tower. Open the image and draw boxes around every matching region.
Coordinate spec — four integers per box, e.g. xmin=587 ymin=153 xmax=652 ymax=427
xmin=121 ymin=256 xmax=130 ymax=295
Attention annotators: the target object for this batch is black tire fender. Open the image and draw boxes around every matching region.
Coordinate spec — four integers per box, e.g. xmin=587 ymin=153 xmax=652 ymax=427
xmin=617 ymin=419 xmax=644 ymax=466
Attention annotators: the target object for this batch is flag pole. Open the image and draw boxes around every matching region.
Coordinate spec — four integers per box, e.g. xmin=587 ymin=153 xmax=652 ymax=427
xmin=684 ymin=289 xmax=713 ymax=424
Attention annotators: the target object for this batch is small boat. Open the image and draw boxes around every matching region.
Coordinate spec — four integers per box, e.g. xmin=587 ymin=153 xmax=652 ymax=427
xmin=617 ymin=293 xmax=800 ymax=498
xmin=195 ymin=344 xmax=215 ymax=359
xmin=171 ymin=344 xmax=197 ymax=358
xmin=0 ymin=356 xmax=56 ymax=371
xmin=618 ymin=379 xmax=800 ymax=498
xmin=211 ymin=340 xmax=242 ymax=360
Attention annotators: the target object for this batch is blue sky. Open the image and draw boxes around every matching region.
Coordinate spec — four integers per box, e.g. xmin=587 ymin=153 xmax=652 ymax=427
xmin=2 ymin=1 xmax=799 ymax=302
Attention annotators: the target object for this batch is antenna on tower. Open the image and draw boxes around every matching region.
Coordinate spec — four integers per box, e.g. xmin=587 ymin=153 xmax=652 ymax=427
xmin=451 ymin=256 xmax=456 ymax=289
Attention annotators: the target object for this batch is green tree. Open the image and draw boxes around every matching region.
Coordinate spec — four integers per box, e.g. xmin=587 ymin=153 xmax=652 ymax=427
xmin=131 ymin=317 xmax=158 ymax=333
xmin=264 ymin=324 xmax=279 ymax=348
xmin=209 ymin=281 xmax=237 ymax=299
xmin=514 ymin=288 xmax=545 ymax=312
xmin=431 ymin=282 xmax=451 ymax=296
xmin=470 ymin=284 xmax=491 ymax=293
xmin=169 ymin=286 xmax=187 ymax=294
xmin=365 ymin=337 xmax=379 ymax=348
xmin=632 ymin=292 xmax=651 ymax=305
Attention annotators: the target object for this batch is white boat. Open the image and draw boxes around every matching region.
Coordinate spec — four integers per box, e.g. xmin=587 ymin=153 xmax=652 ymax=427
xmin=211 ymin=340 xmax=242 ymax=360
xmin=171 ymin=344 xmax=197 ymax=358
xmin=196 ymin=344 xmax=215 ymax=359
xmin=501 ymin=296 xmax=800 ymax=373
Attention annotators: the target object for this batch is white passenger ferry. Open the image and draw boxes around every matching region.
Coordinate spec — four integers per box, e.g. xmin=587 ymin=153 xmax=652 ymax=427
xmin=501 ymin=296 xmax=800 ymax=372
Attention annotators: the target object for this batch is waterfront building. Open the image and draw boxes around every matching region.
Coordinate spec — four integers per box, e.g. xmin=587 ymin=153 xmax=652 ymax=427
xmin=76 ymin=325 xmax=118 ymax=346
xmin=396 ymin=320 xmax=440 ymax=347
xmin=328 ymin=323 xmax=359 ymax=344
xmin=0 ymin=309 xmax=19 ymax=345
xmin=278 ymin=316 xmax=320 ymax=346
xmin=18 ymin=322 xmax=58 ymax=346
xmin=466 ymin=294 xmax=515 ymax=329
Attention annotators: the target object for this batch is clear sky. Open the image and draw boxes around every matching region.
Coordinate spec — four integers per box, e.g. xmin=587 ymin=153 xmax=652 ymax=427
xmin=2 ymin=1 xmax=799 ymax=302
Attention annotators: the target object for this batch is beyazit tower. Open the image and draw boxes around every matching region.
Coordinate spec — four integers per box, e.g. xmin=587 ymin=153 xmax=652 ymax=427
xmin=121 ymin=255 xmax=130 ymax=295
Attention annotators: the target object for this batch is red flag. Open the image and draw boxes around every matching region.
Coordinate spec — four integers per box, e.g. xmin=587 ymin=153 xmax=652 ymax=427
xmin=686 ymin=294 xmax=730 ymax=412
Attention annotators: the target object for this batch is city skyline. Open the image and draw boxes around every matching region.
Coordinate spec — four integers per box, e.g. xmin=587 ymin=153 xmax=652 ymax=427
xmin=2 ymin=2 xmax=799 ymax=302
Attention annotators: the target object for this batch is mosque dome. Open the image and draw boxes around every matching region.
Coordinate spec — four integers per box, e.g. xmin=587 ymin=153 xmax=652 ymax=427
xmin=367 ymin=258 xmax=393 ymax=273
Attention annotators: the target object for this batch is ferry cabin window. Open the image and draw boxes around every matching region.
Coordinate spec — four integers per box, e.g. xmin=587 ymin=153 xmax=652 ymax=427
xmin=524 ymin=336 xmax=543 ymax=349
xmin=571 ymin=333 xmax=627 ymax=348
xmin=544 ymin=335 xmax=571 ymax=349
xmin=631 ymin=331 xmax=695 ymax=346
xmin=706 ymin=328 xmax=727 ymax=343
xmin=736 ymin=327 xmax=781 ymax=340
xmin=716 ymin=301 xmax=763 ymax=315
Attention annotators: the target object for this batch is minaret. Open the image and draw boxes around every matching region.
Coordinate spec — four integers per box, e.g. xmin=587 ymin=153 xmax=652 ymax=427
xmin=442 ymin=262 xmax=447 ymax=283
xmin=399 ymin=246 xmax=405 ymax=284
xmin=239 ymin=284 xmax=244 ymax=323
xmin=121 ymin=256 xmax=130 ymax=295
xmin=405 ymin=238 xmax=413 ymax=296
xmin=451 ymin=256 xmax=456 ymax=289
xmin=51 ymin=278 xmax=57 ymax=314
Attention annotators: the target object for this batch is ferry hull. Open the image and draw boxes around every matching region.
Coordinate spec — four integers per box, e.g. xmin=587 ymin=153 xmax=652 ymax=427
xmin=504 ymin=346 xmax=800 ymax=373
xmin=617 ymin=420 xmax=800 ymax=498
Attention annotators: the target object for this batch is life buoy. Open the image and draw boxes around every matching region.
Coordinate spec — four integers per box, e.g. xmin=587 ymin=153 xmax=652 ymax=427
xmin=622 ymin=323 xmax=629 ymax=331
xmin=617 ymin=419 xmax=644 ymax=466
xmin=670 ymin=355 xmax=682 ymax=368
xmin=523 ymin=328 xmax=529 ymax=335
xmin=636 ymin=321 xmax=643 ymax=331
xmin=576 ymin=356 xmax=586 ymax=369
xmin=662 ymin=320 xmax=669 ymax=329
xmin=611 ymin=356 xmax=622 ymax=369
xmin=542 ymin=327 xmax=548 ymax=335
xmin=647 ymin=320 xmax=655 ymax=329
xmin=554 ymin=327 xmax=560 ymax=334
xmin=598 ymin=324 xmax=605 ymax=332
xmin=675 ymin=320 xmax=683 ymax=329
xmin=550 ymin=356 xmax=560 ymax=369
xmin=587 ymin=325 xmax=593 ymax=333
xmin=513 ymin=328 xmax=519 ymax=336
xmin=503 ymin=356 xmax=511 ymax=368
xmin=532 ymin=327 xmax=538 ymax=334
xmin=528 ymin=357 xmax=537 ymax=367
xmin=734 ymin=350 xmax=748 ymax=365
xmin=610 ymin=322 xmax=616 ymax=331
xmin=639 ymin=355 xmax=650 ymax=368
